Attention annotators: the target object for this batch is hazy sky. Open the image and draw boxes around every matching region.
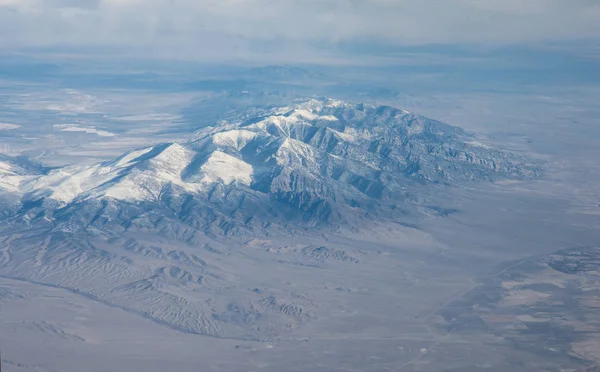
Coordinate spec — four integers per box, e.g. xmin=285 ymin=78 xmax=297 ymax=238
xmin=1 ymin=0 xmax=599 ymax=62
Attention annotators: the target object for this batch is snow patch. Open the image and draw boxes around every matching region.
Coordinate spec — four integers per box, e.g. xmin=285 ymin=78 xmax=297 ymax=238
xmin=102 ymin=178 xmax=151 ymax=201
xmin=289 ymin=109 xmax=338 ymax=122
xmin=330 ymin=128 xmax=356 ymax=142
xmin=108 ymin=147 xmax=155 ymax=168
xmin=199 ymin=151 xmax=253 ymax=186
xmin=276 ymin=138 xmax=317 ymax=168
xmin=211 ymin=130 xmax=258 ymax=151
xmin=24 ymin=165 xmax=104 ymax=203
xmin=20 ymin=144 xmax=198 ymax=203
xmin=0 ymin=161 xmax=15 ymax=174
xmin=150 ymin=143 xmax=194 ymax=173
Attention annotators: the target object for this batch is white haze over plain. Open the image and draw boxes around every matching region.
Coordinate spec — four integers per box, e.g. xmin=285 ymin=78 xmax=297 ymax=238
xmin=0 ymin=0 xmax=599 ymax=61
xmin=54 ymin=124 xmax=117 ymax=137
xmin=0 ymin=123 xmax=21 ymax=130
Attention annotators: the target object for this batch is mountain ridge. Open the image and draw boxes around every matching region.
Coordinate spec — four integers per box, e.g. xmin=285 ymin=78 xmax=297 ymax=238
xmin=0 ymin=97 xmax=540 ymax=234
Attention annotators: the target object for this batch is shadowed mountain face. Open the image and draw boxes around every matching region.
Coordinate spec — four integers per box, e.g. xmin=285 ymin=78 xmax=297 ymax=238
xmin=0 ymin=98 xmax=538 ymax=234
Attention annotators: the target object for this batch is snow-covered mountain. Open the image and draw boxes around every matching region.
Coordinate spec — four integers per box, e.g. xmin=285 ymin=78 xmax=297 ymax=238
xmin=1 ymin=98 xmax=538 ymax=233
xmin=0 ymin=97 xmax=541 ymax=341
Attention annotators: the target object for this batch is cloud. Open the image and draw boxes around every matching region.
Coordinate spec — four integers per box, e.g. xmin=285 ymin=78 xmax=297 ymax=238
xmin=1 ymin=0 xmax=599 ymax=61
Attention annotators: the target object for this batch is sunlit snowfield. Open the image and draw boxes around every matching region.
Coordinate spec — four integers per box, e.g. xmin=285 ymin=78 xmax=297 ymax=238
xmin=1 ymin=53 xmax=600 ymax=372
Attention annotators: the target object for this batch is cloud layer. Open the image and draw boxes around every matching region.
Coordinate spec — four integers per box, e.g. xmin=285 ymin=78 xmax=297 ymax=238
xmin=1 ymin=0 xmax=600 ymax=60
